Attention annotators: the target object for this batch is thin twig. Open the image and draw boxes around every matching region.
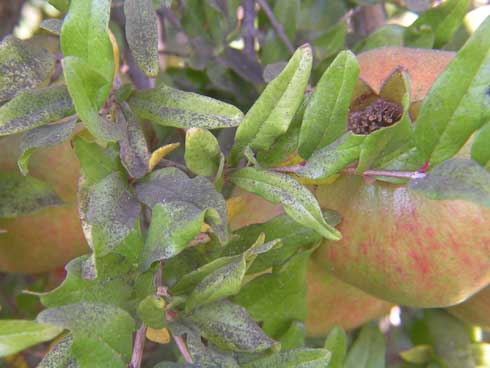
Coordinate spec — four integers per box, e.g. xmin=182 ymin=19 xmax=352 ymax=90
xmin=130 ymin=325 xmax=147 ymax=368
xmin=242 ymin=0 xmax=257 ymax=60
xmin=256 ymin=0 xmax=294 ymax=53
xmin=173 ymin=335 xmax=194 ymax=364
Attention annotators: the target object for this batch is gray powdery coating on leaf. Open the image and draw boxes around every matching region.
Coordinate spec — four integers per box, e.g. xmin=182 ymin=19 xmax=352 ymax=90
xmin=128 ymin=84 xmax=243 ymax=129
xmin=409 ymin=158 xmax=490 ymax=207
xmin=86 ymin=172 xmax=141 ymax=254
xmin=0 ymin=85 xmax=75 ymax=136
xmin=118 ymin=104 xmax=150 ymax=179
xmin=188 ymin=300 xmax=278 ymax=353
xmin=0 ymin=36 xmax=56 ymax=102
xmin=0 ymin=172 xmax=64 ymax=218
xmin=135 ymin=167 xmax=228 ymax=242
xmin=37 ymin=335 xmax=80 ymax=368
xmin=124 ymin=0 xmax=159 ymax=77
xmin=18 ymin=118 xmax=77 ymax=175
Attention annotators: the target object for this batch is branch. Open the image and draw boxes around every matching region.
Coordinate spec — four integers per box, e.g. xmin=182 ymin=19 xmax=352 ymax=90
xmin=173 ymin=335 xmax=193 ymax=364
xmin=256 ymin=0 xmax=294 ymax=54
xmin=242 ymin=0 xmax=257 ymax=60
xmin=129 ymin=325 xmax=147 ymax=368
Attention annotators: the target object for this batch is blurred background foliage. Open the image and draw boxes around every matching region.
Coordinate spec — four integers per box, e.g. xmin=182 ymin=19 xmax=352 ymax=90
xmin=1 ymin=0 xmax=490 ymax=366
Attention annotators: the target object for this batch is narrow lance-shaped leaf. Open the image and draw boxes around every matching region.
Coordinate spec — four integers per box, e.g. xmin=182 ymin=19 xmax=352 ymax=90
xmin=408 ymin=0 xmax=470 ymax=48
xmin=135 ymin=168 xmax=229 ymax=269
xmin=0 ymin=173 xmax=64 ymax=218
xmin=124 ymin=0 xmax=159 ymax=77
xmin=37 ymin=302 xmax=135 ymax=368
xmin=414 ymin=16 xmax=490 ymax=167
xmin=61 ymin=0 xmax=114 ymax=90
xmin=408 ymin=158 xmax=490 ymax=207
xmin=230 ymin=45 xmax=313 ymax=163
xmin=18 ymin=117 xmax=77 ymax=176
xmin=185 ymin=128 xmax=222 ymax=177
xmin=37 ymin=335 xmax=79 ymax=368
xmin=0 ymin=36 xmax=56 ymax=102
xmin=471 ymin=122 xmax=490 ymax=169
xmin=0 ymin=320 xmax=63 ymax=357
xmin=241 ymin=348 xmax=331 ymax=368
xmin=119 ymin=103 xmax=150 ymax=179
xmin=297 ymin=132 xmax=365 ymax=181
xmin=0 ymin=85 xmax=74 ymax=137
xmin=234 ymin=249 xmax=313 ymax=339
xmin=185 ymin=256 xmax=247 ymax=312
xmin=324 ymin=326 xmax=348 ymax=368
xmin=128 ymin=84 xmax=243 ymax=129
xmin=298 ymin=50 xmax=359 ymax=159
xmin=230 ymin=168 xmax=341 ymax=240
xmin=85 ymin=172 xmax=141 ymax=257
xmin=63 ymin=57 xmax=124 ymax=142
xmin=187 ymin=300 xmax=278 ymax=353
xmin=344 ymin=324 xmax=386 ymax=368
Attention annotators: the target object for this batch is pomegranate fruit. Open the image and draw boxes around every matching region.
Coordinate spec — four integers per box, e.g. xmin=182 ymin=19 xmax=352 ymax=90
xmin=0 ymin=133 xmax=88 ymax=273
xmin=314 ymin=47 xmax=490 ymax=307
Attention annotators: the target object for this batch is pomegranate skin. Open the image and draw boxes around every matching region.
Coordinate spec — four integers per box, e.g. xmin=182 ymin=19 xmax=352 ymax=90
xmin=314 ymin=175 xmax=490 ymax=307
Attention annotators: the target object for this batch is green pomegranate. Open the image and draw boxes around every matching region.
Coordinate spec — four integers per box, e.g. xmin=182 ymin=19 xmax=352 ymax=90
xmin=0 ymin=133 xmax=88 ymax=273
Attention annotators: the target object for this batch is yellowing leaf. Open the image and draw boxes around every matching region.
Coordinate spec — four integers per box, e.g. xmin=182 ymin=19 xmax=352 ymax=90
xmin=148 ymin=143 xmax=181 ymax=171
xmin=108 ymin=29 xmax=120 ymax=80
xmin=226 ymin=196 xmax=247 ymax=222
xmin=146 ymin=327 xmax=170 ymax=344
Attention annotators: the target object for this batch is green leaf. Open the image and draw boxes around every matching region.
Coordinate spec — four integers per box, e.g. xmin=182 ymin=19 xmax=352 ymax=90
xmin=408 ymin=158 xmax=490 ymax=207
xmin=0 ymin=320 xmax=62 ymax=357
xmin=137 ymin=295 xmax=166 ymax=329
xmin=223 ymin=212 xmax=327 ymax=274
xmin=37 ymin=303 xmax=135 ymax=368
xmin=186 ymin=332 xmax=239 ymax=368
xmin=37 ymin=335 xmax=79 ymax=368
xmin=61 ymin=0 xmax=114 ymax=89
xmin=124 ymin=0 xmax=159 ymax=77
xmin=297 ymin=133 xmax=365 ymax=180
xmin=0 ymin=172 xmax=64 ymax=218
xmin=135 ymin=168 xmax=229 ymax=268
xmin=404 ymin=25 xmax=435 ymax=49
xmin=279 ymin=321 xmax=306 ymax=350
xmin=85 ymin=172 xmax=141 ymax=256
xmin=63 ymin=56 xmax=123 ymax=142
xmin=17 ymin=118 xmax=77 ymax=176
xmin=344 ymin=324 xmax=386 ymax=368
xmin=0 ymin=85 xmax=74 ymax=136
xmin=119 ymin=103 xmax=150 ymax=179
xmin=0 ymin=36 xmax=56 ymax=102
xmin=171 ymin=255 xmax=243 ymax=296
xmin=40 ymin=252 xmax=146 ymax=310
xmin=414 ymin=16 xmax=490 ymax=167
xmin=49 ymin=0 xmax=70 ymax=13
xmin=234 ymin=249 xmax=312 ymax=339
xmin=324 ymin=325 xmax=348 ymax=368
xmin=241 ymin=348 xmax=331 ymax=368
xmin=185 ymin=128 xmax=222 ymax=177
xmin=408 ymin=0 xmax=470 ymax=48
xmin=353 ymin=25 xmax=404 ymax=53
xmin=230 ymin=168 xmax=341 ymax=240
xmin=230 ymin=45 xmax=313 ymax=162
xmin=471 ymin=122 xmax=490 ymax=169
xmin=185 ymin=256 xmax=247 ymax=312
xmin=187 ymin=300 xmax=278 ymax=352
xmin=400 ymin=345 xmax=434 ymax=364
xmin=313 ymin=22 xmax=347 ymax=61
xmin=128 ymin=84 xmax=243 ymax=129
xmin=298 ymin=50 xmax=359 ymax=159
xmin=73 ymin=136 xmax=124 ymax=188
